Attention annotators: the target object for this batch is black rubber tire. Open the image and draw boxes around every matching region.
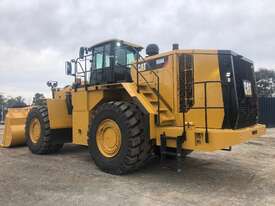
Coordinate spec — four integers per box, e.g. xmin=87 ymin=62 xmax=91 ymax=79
xmin=25 ymin=106 xmax=63 ymax=154
xmin=88 ymin=101 xmax=152 ymax=175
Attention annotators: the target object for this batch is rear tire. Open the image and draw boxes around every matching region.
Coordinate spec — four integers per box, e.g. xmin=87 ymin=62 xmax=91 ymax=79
xmin=88 ymin=101 xmax=152 ymax=175
xmin=25 ymin=106 xmax=63 ymax=154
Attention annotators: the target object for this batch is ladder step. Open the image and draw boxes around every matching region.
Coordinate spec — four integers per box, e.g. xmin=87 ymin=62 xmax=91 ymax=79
xmin=160 ymin=135 xmax=185 ymax=172
xmin=160 ymin=116 xmax=175 ymax=122
xmin=160 ymin=120 xmax=176 ymax=126
xmin=151 ymin=100 xmax=159 ymax=104
xmin=139 ymin=83 xmax=147 ymax=87
xmin=159 ymin=108 xmax=168 ymax=112
xmin=139 ymin=85 xmax=176 ymax=126
xmin=141 ymin=90 xmax=153 ymax=94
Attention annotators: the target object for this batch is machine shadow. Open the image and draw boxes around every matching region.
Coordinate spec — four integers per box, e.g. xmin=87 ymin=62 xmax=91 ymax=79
xmin=53 ymin=142 xmax=261 ymax=192
xmin=58 ymin=143 xmax=88 ymax=155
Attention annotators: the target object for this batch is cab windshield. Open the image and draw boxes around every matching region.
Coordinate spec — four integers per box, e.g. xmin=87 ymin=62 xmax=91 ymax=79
xmin=89 ymin=42 xmax=138 ymax=85
xmin=92 ymin=44 xmax=137 ymax=70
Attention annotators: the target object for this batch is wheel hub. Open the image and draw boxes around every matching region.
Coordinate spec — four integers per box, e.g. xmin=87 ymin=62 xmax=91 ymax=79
xmin=96 ymin=119 xmax=122 ymax=157
xmin=29 ymin=118 xmax=41 ymax=144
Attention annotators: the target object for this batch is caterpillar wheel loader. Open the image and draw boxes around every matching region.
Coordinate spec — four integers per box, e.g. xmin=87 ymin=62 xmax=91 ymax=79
xmin=1 ymin=39 xmax=266 ymax=174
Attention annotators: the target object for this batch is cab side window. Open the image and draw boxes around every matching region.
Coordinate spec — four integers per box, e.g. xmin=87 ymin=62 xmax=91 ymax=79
xmin=93 ymin=44 xmax=112 ymax=70
xmin=126 ymin=51 xmax=135 ymax=65
xmin=94 ymin=46 xmax=104 ymax=69
xmin=115 ymin=47 xmax=126 ymax=66
xmin=115 ymin=47 xmax=136 ymax=67
xmin=104 ymin=44 xmax=111 ymax=68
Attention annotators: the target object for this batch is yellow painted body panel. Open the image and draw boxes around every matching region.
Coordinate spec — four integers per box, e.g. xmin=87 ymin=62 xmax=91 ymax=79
xmin=72 ymin=111 xmax=89 ymax=145
xmin=132 ymin=55 xmax=175 ymax=111
xmin=71 ymin=89 xmax=104 ymax=145
xmin=131 ymin=50 xmax=224 ymax=127
xmin=47 ymin=99 xmax=72 ymax=129
xmin=130 ymin=49 xmax=265 ymax=151
xmin=54 ymin=86 xmax=72 ymax=99
xmin=185 ymin=51 xmax=224 ymax=128
xmin=156 ymin=124 xmax=265 ymax=152
xmin=193 ymin=124 xmax=266 ymax=151
xmin=1 ymin=107 xmax=31 ymax=147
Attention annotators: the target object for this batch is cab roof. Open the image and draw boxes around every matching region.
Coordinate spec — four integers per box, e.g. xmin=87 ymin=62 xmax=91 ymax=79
xmin=88 ymin=39 xmax=143 ymax=51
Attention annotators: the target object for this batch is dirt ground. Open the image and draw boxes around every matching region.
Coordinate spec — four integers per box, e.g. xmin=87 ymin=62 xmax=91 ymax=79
xmin=0 ymin=125 xmax=274 ymax=206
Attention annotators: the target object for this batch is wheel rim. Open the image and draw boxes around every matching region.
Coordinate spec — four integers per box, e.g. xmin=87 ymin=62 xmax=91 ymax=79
xmin=96 ymin=119 xmax=122 ymax=158
xmin=29 ymin=118 xmax=41 ymax=144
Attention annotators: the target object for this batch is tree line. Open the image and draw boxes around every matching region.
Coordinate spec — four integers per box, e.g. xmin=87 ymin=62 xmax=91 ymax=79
xmin=255 ymin=68 xmax=275 ymax=97
xmin=0 ymin=93 xmax=46 ymax=122
xmin=0 ymin=93 xmax=46 ymax=108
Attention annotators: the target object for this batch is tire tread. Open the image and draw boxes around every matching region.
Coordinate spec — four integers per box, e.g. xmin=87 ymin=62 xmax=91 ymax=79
xmin=25 ymin=106 xmax=63 ymax=154
xmin=88 ymin=101 xmax=152 ymax=174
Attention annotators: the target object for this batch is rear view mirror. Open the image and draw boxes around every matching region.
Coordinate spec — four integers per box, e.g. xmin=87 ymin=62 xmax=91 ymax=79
xmin=65 ymin=61 xmax=73 ymax=76
xmin=79 ymin=47 xmax=85 ymax=59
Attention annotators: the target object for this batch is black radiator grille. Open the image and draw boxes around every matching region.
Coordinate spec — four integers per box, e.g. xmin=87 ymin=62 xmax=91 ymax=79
xmin=233 ymin=55 xmax=258 ymax=128
xmin=218 ymin=51 xmax=258 ymax=129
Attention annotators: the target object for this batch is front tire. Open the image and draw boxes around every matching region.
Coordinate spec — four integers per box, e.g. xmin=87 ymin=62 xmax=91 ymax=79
xmin=25 ymin=106 xmax=63 ymax=154
xmin=88 ymin=101 xmax=152 ymax=175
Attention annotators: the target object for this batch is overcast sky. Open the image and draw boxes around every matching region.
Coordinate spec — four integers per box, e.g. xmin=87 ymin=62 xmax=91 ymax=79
xmin=0 ymin=0 xmax=274 ymax=103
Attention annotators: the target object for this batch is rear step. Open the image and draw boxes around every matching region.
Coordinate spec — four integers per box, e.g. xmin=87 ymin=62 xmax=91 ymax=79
xmin=160 ymin=134 xmax=186 ymax=172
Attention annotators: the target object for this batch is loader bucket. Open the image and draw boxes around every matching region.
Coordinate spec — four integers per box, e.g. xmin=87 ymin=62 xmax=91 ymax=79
xmin=0 ymin=107 xmax=31 ymax=147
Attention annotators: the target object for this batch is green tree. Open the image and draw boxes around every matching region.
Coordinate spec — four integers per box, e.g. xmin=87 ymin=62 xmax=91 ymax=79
xmin=32 ymin=93 xmax=46 ymax=106
xmin=0 ymin=94 xmax=5 ymax=106
xmin=255 ymin=68 xmax=275 ymax=81
xmin=5 ymin=96 xmax=27 ymax=108
xmin=0 ymin=94 xmax=5 ymax=122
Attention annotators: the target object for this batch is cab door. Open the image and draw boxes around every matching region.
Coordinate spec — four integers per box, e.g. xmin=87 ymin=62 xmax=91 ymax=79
xmin=90 ymin=43 xmax=114 ymax=85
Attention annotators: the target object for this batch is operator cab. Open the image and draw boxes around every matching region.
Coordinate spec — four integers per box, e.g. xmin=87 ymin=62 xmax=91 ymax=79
xmin=89 ymin=39 xmax=142 ymax=85
xmin=66 ymin=39 xmax=143 ymax=86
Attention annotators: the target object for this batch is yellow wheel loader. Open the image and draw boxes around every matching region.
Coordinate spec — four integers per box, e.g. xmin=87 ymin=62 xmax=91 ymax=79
xmin=1 ymin=39 xmax=266 ymax=174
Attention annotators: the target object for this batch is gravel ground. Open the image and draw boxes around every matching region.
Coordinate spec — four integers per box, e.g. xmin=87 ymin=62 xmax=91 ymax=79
xmin=0 ymin=125 xmax=274 ymax=206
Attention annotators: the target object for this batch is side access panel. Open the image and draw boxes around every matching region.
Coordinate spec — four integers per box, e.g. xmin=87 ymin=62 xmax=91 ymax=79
xmin=71 ymin=89 xmax=104 ymax=145
xmin=47 ymin=99 xmax=72 ymax=129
